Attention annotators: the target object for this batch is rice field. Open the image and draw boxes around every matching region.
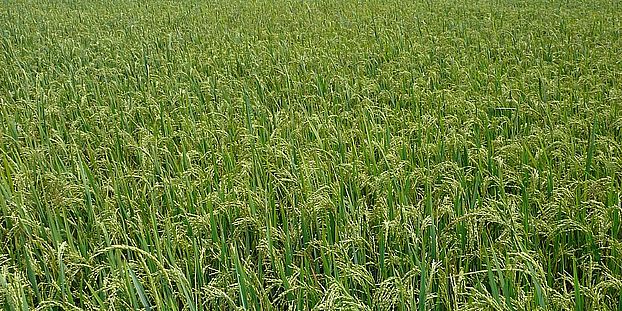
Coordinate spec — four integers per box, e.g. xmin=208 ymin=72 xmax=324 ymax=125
xmin=1 ymin=0 xmax=621 ymax=309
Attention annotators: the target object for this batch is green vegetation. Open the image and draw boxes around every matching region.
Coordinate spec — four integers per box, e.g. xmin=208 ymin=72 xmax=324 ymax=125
xmin=1 ymin=0 xmax=621 ymax=309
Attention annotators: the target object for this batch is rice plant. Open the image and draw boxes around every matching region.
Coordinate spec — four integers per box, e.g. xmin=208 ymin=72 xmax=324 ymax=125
xmin=1 ymin=0 xmax=621 ymax=309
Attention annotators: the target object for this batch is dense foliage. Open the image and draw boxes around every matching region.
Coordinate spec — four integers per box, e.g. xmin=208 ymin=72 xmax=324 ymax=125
xmin=1 ymin=0 xmax=621 ymax=309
